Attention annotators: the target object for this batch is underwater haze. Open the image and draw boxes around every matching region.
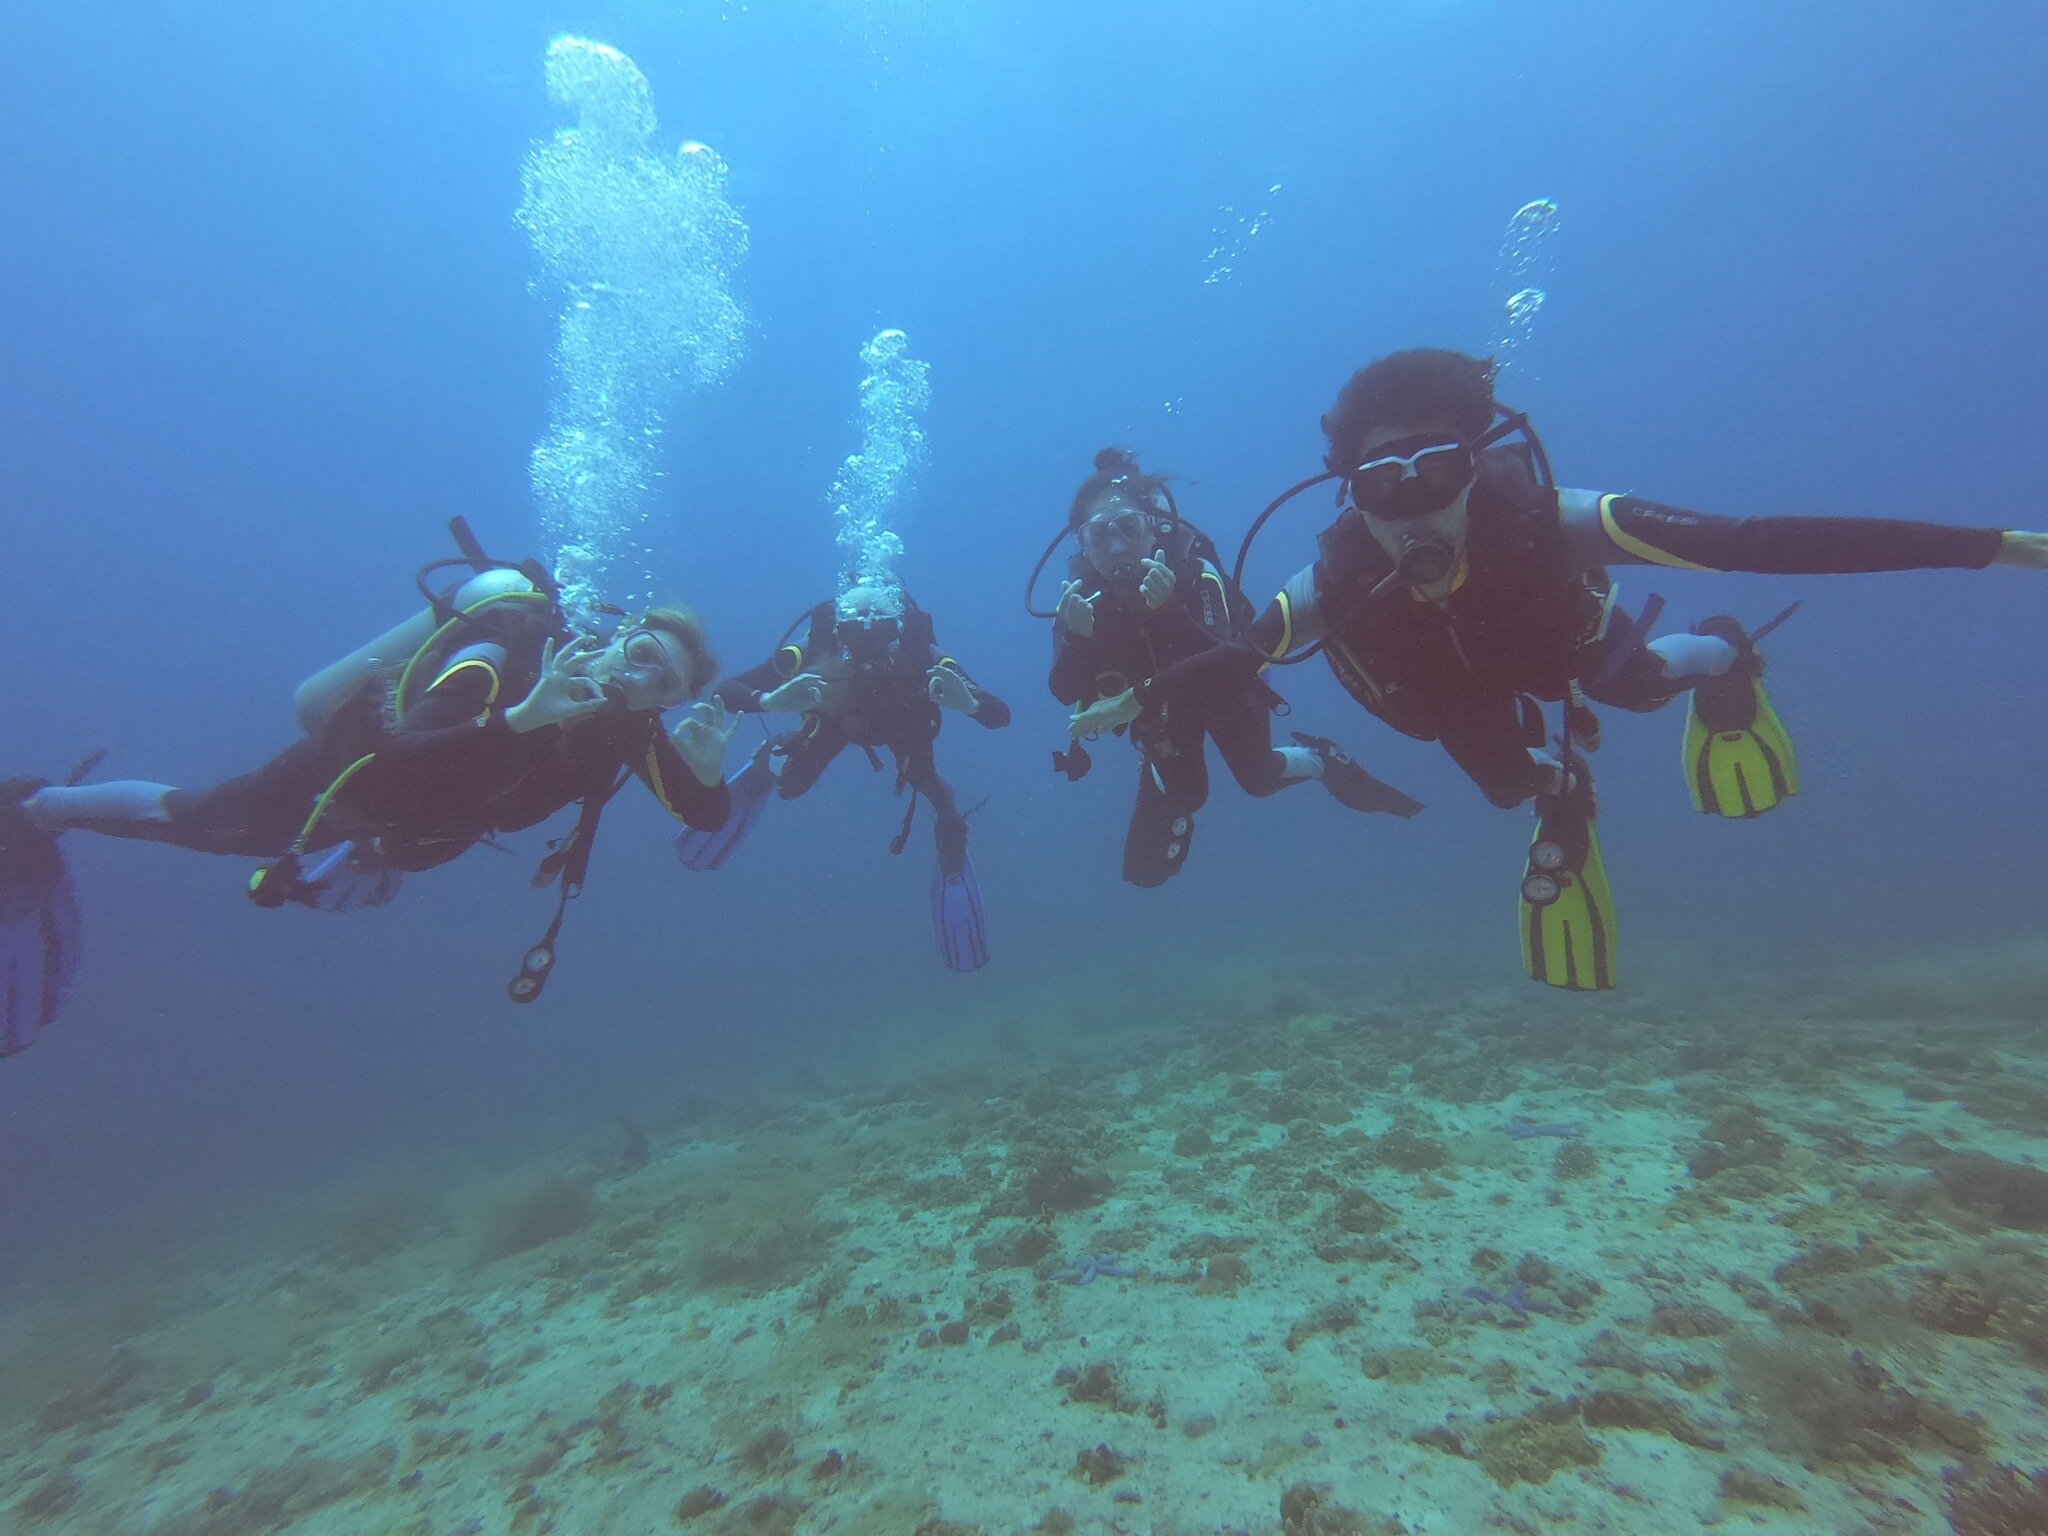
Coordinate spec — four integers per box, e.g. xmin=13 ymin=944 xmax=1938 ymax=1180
xmin=4 ymin=1 xmax=2048 ymax=1532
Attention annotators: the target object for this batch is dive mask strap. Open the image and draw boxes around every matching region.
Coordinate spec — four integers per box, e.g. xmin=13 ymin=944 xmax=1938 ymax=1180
xmin=1471 ymin=410 xmax=1528 ymax=455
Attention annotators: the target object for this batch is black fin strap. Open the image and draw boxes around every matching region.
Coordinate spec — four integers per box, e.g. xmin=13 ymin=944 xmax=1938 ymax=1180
xmin=1750 ymin=601 xmax=1803 ymax=645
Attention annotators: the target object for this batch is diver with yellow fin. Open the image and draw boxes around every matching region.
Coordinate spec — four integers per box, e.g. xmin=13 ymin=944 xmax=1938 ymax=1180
xmin=1518 ymin=729 xmax=1617 ymax=993
xmin=1151 ymin=348 xmax=2048 ymax=991
xmin=0 ymin=520 xmax=737 ymax=1054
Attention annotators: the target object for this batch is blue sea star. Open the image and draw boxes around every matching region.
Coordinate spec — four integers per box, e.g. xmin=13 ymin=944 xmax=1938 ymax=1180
xmin=1056 ymin=1253 xmax=1135 ymax=1286
xmin=1461 ymin=1280 xmax=1560 ymax=1324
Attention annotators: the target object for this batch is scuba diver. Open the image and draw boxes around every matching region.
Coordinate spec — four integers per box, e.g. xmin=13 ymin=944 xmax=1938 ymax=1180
xmin=1035 ymin=447 xmax=1422 ymax=887
xmin=1158 ymin=347 xmax=2048 ymax=992
xmin=0 ymin=521 xmax=737 ymax=1055
xmin=676 ymin=579 xmax=1009 ymax=972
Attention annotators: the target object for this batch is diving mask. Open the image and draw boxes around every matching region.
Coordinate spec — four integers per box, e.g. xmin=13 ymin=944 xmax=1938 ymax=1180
xmin=839 ymin=611 xmax=903 ymax=666
xmin=1346 ymin=434 xmax=1475 ymax=521
xmin=614 ymin=627 xmax=695 ymax=709
xmin=1078 ymin=504 xmax=1158 ymax=583
xmin=1346 ymin=434 xmax=1478 ymax=593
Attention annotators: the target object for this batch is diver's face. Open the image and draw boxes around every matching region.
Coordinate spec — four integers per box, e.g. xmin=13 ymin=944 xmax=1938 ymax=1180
xmin=586 ymin=628 xmax=694 ymax=712
xmin=1349 ymin=419 xmax=1475 ymax=598
xmin=1077 ymin=499 xmax=1157 ymax=586
xmin=838 ymin=609 xmax=902 ymax=665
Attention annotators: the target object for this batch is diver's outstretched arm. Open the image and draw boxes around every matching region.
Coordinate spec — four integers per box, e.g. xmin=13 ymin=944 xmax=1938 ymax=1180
xmin=1557 ymin=488 xmax=2007 ymax=576
xmin=1139 ymin=566 xmax=1311 ymax=713
xmin=712 ymin=603 xmax=835 ymax=715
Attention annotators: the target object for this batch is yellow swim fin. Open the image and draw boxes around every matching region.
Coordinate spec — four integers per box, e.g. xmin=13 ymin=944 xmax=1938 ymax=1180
xmin=1519 ymin=786 xmax=1617 ymax=993
xmin=1682 ymin=616 xmax=1798 ymax=819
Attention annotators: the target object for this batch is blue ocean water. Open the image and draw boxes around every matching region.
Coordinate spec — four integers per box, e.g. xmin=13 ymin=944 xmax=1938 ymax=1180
xmin=3 ymin=1 xmax=2047 ymax=1481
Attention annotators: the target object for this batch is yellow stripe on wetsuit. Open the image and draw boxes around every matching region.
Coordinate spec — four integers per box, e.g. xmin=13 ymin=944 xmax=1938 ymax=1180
xmin=1261 ymin=590 xmax=1296 ymax=666
xmin=642 ymin=740 xmax=688 ymax=820
xmin=1597 ymin=493 xmax=1712 ymax=571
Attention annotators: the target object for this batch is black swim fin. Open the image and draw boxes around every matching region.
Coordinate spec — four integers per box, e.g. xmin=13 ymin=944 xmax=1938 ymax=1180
xmin=1290 ymin=733 xmax=1424 ymax=817
xmin=0 ymin=778 xmax=83 ymax=1058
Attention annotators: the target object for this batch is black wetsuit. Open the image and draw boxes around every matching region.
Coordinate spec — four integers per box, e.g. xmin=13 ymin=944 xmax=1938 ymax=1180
xmin=716 ymin=600 xmax=1010 ymax=867
xmin=1161 ymin=444 xmax=2005 ymax=807
xmin=1049 ymin=538 xmax=1294 ymax=886
xmin=92 ymin=601 xmax=730 ymax=864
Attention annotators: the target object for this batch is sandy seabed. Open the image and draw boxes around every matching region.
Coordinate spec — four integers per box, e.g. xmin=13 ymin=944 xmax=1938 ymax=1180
xmin=3 ymin=950 xmax=2047 ymax=1536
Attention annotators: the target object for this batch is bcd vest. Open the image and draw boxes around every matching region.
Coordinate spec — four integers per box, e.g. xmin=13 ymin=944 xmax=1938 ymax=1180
xmin=1314 ymin=446 xmax=1608 ymax=741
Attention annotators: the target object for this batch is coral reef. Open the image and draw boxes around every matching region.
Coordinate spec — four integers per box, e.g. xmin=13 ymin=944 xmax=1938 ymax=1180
xmin=1279 ymin=1480 xmax=1402 ymax=1534
xmin=328 ymin=1182 xmax=445 ymax=1267
xmin=687 ymin=1175 xmax=834 ymax=1291
xmin=1943 ymin=1462 xmax=2048 ymax=1536
xmin=1932 ymin=1154 xmax=2048 ymax=1232
xmin=1071 ymin=1443 xmax=1127 ymax=1485
xmin=11 ymin=942 xmax=2048 ymax=1535
xmin=1724 ymin=1327 xmax=1943 ymax=1465
xmin=469 ymin=1175 xmax=595 ymax=1267
xmin=144 ymin=1446 xmax=396 ymax=1535
xmin=1473 ymin=1407 xmax=1602 ymax=1486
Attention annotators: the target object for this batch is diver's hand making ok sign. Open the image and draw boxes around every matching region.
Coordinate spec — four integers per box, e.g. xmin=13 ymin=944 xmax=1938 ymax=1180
xmin=506 ymin=637 xmax=608 ymax=734
xmin=671 ymin=697 xmax=738 ymax=786
xmin=760 ymin=673 xmax=826 ymax=714
xmin=928 ymin=665 xmax=980 ymax=715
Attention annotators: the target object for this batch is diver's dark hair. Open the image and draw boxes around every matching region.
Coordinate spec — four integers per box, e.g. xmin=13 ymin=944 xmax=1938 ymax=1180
xmin=1321 ymin=349 xmax=1498 ymax=472
xmin=1067 ymin=446 xmax=1172 ymax=531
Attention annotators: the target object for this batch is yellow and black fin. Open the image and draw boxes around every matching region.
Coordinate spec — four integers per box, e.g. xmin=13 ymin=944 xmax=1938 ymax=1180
xmin=1682 ymin=617 xmax=1798 ymax=819
xmin=1519 ymin=790 xmax=1618 ymax=993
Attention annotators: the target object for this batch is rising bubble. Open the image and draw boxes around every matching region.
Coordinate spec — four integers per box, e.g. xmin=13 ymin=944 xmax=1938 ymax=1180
xmin=832 ymin=328 xmax=931 ymax=595
xmin=1201 ymin=182 xmax=1284 ymax=287
xmin=516 ymin=36 xmax=750 ymax=627
xmin=1494 ymin=198 xmax=1559 ymax=378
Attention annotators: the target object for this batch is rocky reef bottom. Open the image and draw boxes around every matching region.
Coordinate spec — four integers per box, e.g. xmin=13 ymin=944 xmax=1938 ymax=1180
xmin=4 ymin=945 xmax=2047 ymax=1535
